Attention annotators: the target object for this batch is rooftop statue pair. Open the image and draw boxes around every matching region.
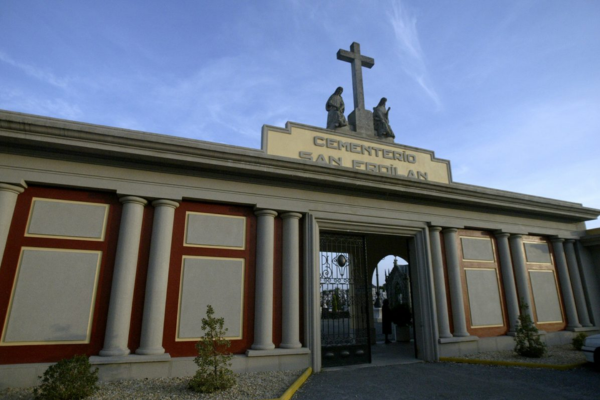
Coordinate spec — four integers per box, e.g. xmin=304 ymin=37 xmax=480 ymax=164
xmin=325 ymin=87 xmax=395 ymax=139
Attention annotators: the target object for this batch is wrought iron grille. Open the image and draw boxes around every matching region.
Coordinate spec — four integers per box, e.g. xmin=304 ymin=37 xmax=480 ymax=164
xmin=320 ymin=233 xmax=371 ymax=367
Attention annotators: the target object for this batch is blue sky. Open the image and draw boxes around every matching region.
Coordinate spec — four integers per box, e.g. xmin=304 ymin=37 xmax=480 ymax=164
xmin=1 ymin=0 xmax=599 ymax=228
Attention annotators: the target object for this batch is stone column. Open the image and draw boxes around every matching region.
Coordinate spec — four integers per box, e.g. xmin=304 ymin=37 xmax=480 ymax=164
xmin=0 ymin=183 xmax=26 ymax=270
xmin=100 ymin=196 xmax=147 ymax=356
xmin=280 ymin=212 xmax=302 ymax=349
xmin=576 ymin=241 xmax=600 ymax=327
xmin=551 ymin=239 xmax=581 ymax=329
xmin=429 ymin=227 xmax=452 ymax=339
xmin=251 ymin=209 xmax=277 ymax=350
xmin=442 ymin=228 xmax=469 ymax=337
xmin=564 ymin=240 xmax=591 ymax=327
xmin=508 ymin=235 xmax=534 ymax=319
xmin=136 ymin=199 xmax=179 ymax=355
xmin=495 ymin=233 xmax=520 ymax=334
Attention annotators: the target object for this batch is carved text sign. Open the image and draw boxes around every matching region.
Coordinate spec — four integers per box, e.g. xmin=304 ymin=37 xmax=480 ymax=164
xmin=262 ymin=124 xmax=451 ymax=184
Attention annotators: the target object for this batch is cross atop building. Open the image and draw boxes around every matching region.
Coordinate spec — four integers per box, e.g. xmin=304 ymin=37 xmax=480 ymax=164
xmin=337 ymin=42 xmax=374 ymax=111
xmin=336 ymin=42 xmax=376 ymax=136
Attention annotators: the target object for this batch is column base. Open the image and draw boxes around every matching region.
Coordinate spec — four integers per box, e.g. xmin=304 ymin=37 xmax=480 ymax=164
xmin=567 ymin=326 xmax=598 ymax=332
xmin=135 ymin=347 xmax=166 ymax=355
xmin=246 ymin=347 xmax=310 ymax=357
xmin=439 ymin=335 xmax=478 ymax=344
xmin=279 ymin=342 xmax=302 ymax=349
xmin=453 ymin=332 xmax=471 ymax=338
xmin=565 ymin=325 xmax=583 ymax=331
xmin=99 ymin=348 xmax=130 ymax=357
xmin=251 ymin=343 xmax=275 ymax=350
xmin=90 ymin=353 xmax=171 ymax=364
xmin=439 ymin=333 xmax=453 ymax=339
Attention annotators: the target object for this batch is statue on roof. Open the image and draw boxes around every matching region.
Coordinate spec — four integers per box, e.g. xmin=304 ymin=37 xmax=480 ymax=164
xmin=326 ymin=87 xmax=348 ymax=130
xmin=373 ymin=97 xmax=395 ymax=139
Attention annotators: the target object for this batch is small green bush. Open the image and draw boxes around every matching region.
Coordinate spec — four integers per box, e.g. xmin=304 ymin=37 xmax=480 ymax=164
xmin=514 ymin=302 xmax=547 ymax=358
xmin=189 ymin=304 xmax=235 ymax=393
xmin=33 ymin=355 xmax=98 ymax=400
xmin=572 ymin=332 xmax=587 ymax=351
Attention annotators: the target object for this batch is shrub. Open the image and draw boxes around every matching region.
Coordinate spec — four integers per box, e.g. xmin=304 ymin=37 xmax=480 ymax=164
xmin=514 ymin=303 xmax=547 ymax=358
xmin=189 ymin=304 xmax=235 ymax=393
xmin=572 ymin=332 xmax=587 ymax=351
xmin=33 ymin=355 xmax=98 ymax=400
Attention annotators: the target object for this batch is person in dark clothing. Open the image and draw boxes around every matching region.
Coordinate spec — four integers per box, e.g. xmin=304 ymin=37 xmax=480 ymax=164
xmin=382 ymin=298 xmax=392 ymax=344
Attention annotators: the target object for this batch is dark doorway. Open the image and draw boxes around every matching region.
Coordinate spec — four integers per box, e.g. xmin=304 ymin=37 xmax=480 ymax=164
xmin=367 ymin=235 xmax=418 ymax=364
xmin=319 ymin=232 xmax=371 ymax=368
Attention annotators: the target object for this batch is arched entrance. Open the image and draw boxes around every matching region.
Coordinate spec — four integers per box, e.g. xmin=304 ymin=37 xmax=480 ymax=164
xmin=312 ymin=222 xmax=435 ymax=370
xmin=370 ymin=253 xmax=418 ymax=365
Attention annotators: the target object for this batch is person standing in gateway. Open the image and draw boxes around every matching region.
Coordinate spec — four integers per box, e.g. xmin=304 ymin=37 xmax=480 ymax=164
xmin=382 ymin=298 xmax=392 ymax=344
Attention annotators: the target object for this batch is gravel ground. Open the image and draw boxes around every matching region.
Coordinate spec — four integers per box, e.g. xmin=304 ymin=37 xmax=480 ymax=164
xmin=0 ymin=370 xmax=303 ymax=400
xmin=0 ymin=346 xmax=586 ymax=399
xmin=457 ymin=343 xmax=586 ymax=365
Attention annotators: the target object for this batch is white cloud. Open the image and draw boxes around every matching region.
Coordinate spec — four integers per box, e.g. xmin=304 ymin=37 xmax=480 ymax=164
xmin=388 ymin=1 xmax=441 ymax=109
xmin=0 ymin=87 xmax=82 ymax=119
xmin=0 ymin=51 xmax=69 ymax=89
xmin=150 ymin=56 xmax=292 ymax=147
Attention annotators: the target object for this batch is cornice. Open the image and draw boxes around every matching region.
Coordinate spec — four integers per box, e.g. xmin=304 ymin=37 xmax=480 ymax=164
xmin=1 ymin=109 xmax=598 ymax=222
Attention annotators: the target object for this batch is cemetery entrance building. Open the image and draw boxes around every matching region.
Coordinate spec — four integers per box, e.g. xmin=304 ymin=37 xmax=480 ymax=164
xmin=1 ymin=42 xmax=599 ymax=387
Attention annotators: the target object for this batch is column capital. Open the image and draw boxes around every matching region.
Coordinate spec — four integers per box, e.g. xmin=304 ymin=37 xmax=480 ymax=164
xmin=429 ymin=226 xmax=442 ymax=233
xmin=564 ymin=239 xmax=576 ymax=244
xmin=255 ymin=209 xmax=277 ymax=217
xmin=151 ymin=199 xmax=179 ymax=209
xmin=442 ymin=227 xmax=458 ymax=234
xmin=0 ymin=183 xmax=26 ymax=195
xmin=119 ymin=196 xmax=148 ymax=206
xmin=551 ymin=237 xmax=565 ymax=244
xmin=281 ymin=212 xmax=302 ymax=220
xmin=493 ymin=231 xmax=510 ymax=239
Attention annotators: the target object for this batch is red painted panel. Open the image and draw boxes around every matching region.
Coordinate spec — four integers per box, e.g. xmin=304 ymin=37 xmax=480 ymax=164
xmin=162 ymin=202 xmax=256 ymax=357
xmin=0 ymin=186 xmax=121 ymax=365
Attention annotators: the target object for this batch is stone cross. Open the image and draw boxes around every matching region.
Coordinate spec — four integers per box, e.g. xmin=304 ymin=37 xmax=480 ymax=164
xmin=337 ymin=42 xmax=375 ymax=111
xmin=336 ymin=42 xmax=376 ymax=135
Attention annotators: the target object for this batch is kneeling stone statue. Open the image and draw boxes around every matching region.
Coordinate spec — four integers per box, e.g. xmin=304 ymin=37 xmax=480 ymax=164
xmin=326 ymin=87 xmax=348 ymax=130
xmin=373 ymin=97 xmax=395 ymax=139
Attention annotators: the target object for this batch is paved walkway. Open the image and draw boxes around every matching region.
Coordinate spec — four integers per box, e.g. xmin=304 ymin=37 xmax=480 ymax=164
xmin=293 ymin=354 xmax=600 ymax=400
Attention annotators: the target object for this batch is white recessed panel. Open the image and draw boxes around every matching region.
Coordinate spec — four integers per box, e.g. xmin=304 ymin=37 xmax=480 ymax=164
xmin=530 ymin=270 xmax=563 ymax=323
xmin=178 ymin=257 xmax=244 ymax=340
xmin=2 ymin=248 xmax=101 ymax=344
xmin=185 ymin=212 xmax=245 ymax=249
xmin=465 ymin=269 xmax=504 ymax=327
xmin=461 ymin=237 xmax=494 ymax=261
xmin=524 ymin=242 xmax=552 ymax=264
xmin=27 ymin=199 xmax=108 ymax=240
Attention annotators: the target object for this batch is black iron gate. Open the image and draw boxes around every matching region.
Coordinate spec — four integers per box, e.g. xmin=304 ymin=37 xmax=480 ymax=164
xmin=320 ymin=233 xmax=371 ymax=367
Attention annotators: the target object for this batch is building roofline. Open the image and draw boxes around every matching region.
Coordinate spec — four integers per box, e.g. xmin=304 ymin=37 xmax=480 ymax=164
xmin=1 ymin=109 xmax=598 ymax=222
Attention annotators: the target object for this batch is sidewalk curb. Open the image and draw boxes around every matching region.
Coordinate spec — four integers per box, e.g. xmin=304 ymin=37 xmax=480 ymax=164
xmin=265 ymin=367 xmax=313 ymax=400
xmin=440 ymin=357 xmax=586 ymax=370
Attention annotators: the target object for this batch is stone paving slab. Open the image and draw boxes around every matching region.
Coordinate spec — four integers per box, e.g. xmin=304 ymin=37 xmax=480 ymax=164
xmin=292 ymin=362 xmax=600 ymax=400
